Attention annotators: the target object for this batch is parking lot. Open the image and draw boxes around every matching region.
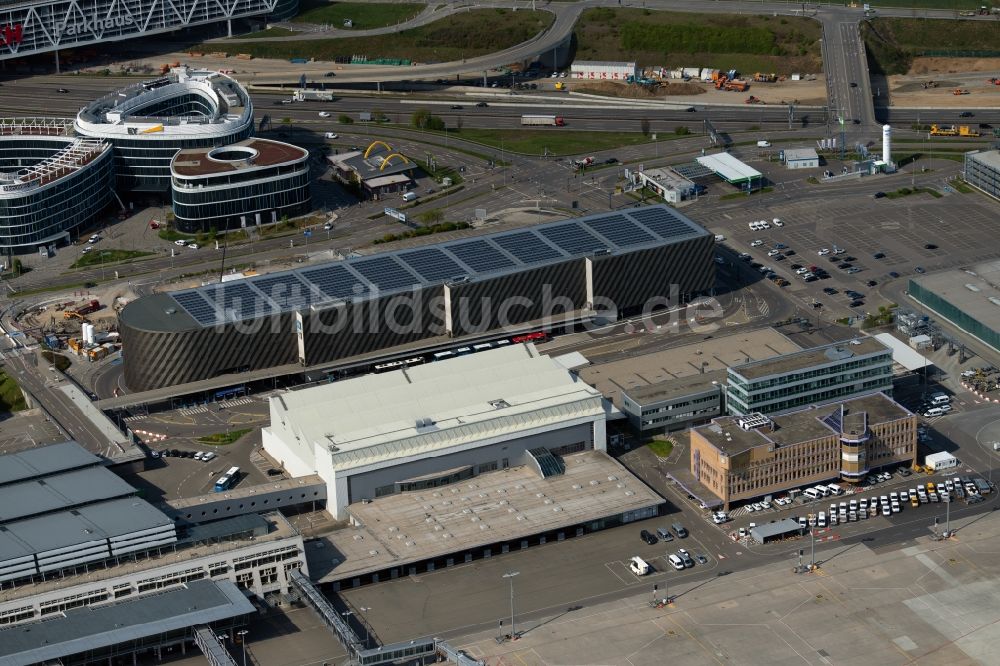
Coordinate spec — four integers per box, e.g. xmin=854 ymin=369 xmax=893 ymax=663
xmin=119 ymin=397 xmax=275 ymax=501
xmin=703 ymin=164 xmax=996 ymax=320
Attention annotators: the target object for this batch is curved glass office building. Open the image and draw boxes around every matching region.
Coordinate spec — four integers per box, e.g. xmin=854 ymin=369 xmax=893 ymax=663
xmin=170 ymin=138 xmax=311 ymax=232
xmin=0 ymin=131 xmax=114 ymax=254
xmin=75 ymin=67 xmax=254 ymax=192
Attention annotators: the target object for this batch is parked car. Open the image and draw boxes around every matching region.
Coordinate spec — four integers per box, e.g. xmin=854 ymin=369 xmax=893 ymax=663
xmin=640 ymin=529 xmax=657 ymax=545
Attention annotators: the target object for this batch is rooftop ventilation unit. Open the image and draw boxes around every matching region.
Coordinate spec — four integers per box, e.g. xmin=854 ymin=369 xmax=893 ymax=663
xmin=488 ymin=399 xmax=510 ymax=409
xmin=965 ymin=284 xmax=981 ymax=292
xmin=415 ymin=417 xmax=436 ymax=428
xmin=989 ymin=297 xmax=1000 ymax=307
xmin=737 ymin=413 xmax=771 ymax=431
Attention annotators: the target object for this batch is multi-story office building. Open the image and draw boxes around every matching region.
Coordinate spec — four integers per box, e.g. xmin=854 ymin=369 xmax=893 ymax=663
xmin=171 ymin=138 xmax=311 ymax=232
xmin=689 ymin=393 xmax=917 ymax=510
xmin=726 ymin=337 xmax=892 ymax=416
xmin=0 ymin=129 xmax=114 ymax=253
xmin=75 ymin=67 xmax=254 ymax=192
xmin=963 ymin=149 xmax=1000 ymax=201
xmin=621 ymin=370 xmax=726 ymax=434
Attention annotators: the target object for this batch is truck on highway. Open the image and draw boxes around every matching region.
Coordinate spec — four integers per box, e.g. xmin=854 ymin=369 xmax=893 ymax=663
xmin=521 ymin=114 xmax=565 ymax=126
xmin=293 ymin=89 xmax=334 ymax=102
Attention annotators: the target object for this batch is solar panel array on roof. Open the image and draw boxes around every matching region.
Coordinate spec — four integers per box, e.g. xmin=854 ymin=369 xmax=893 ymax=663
xmin=302 ymin=264 xmax=364 ymax=300
xmin=448 ymin=239 xmax=515 ymax=273
xmin=352 ymin=256 xmax=419 ymax=292
xmin=493 ymin=231 xmax=563 ymax=264
xmin=253 ymin=274 xmax=319 ymax=309
xmin=583 ymin=214 xmax=655 ymax=247
xmin=165 ymin=205 xmax=708 ymax=327
xmin=538 ymin=224 xmax=607 ymax=255
xmin=399 ymin=248 xmax=465 ymax=282
xmin=203 ymin=283 xmax=272 ymax=321
xmin=172 ymin=291 xmax=218 ymax=326
xmin=628 ymin=207 xmax=694 ymax=239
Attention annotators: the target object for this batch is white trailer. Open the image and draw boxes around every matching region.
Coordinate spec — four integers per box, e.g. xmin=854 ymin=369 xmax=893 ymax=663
xmin=520 ymin=115 xmax=565 ymax=126
xmin=925 ymin=452 xmax=958 ymax=471
xmin=570 ymin=60 xmax=638 ymax=80
xmin=293 ymin=89 xmax=334 ymax=101
xmin=681 ymin=67 xmax=701 ymax=79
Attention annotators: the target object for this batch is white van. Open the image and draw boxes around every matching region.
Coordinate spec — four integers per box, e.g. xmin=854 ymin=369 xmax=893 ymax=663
xmin=929 ymin=393 xmax=950 ymax=406
xmin=815 ymin=485 xmax=831 ymax=497
xmin=629 ymin=556 xmax=650 ymax=576
xmin=803 ymin=488 xmax=821 ymax=500
xmin=667 ymin=554 xmax=685 ymax=571
xmin=826 ymin=483 xmax=843 ymax=496
xmin=923 ymin=407 xmax=944 ymax=418
xmin=817 ymin=511 xmax=827 ymax=528
xmin=757 ymin=140 xmax=771 ymax=148
xmin=402 ymin=191 xmax=418 ymax=202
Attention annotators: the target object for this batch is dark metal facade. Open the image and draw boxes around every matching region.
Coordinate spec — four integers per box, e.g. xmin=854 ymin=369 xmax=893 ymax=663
xmin=593 ymin=235 xmax=716 ymax=315
xmin=447 ymin=261 xmax=587 ymax=337
xmin=301 ymin=288 xmax=445 ymax=366
xmin=121 ymin=312 xmax=298 ymax=390
xmin=120 ymin=228 xmax=714 ymax=391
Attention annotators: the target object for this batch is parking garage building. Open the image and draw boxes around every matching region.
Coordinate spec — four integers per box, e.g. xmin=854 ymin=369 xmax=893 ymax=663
xmin=119 ymin=205 xmax=715 ymax=391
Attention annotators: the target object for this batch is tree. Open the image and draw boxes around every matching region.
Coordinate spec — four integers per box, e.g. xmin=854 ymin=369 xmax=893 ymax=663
xmin=338 ymin=114 xmax=353 ymax=124
xmin=11 ymin=258 xmax=23 ymax=276
xmin=419 ymin=209 xmax=444 ymax=225
xmin=411 ymin=108 xmax=431 ymax=129
xmin=640 ymin=118 xmax=651 ymax=136
xmin=674 ymin=126 xmax=691 ymax=136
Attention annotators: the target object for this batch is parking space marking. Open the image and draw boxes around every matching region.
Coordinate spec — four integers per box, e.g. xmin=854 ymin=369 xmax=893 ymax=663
xmin=603 ymin=560 xmax=634 ymax=585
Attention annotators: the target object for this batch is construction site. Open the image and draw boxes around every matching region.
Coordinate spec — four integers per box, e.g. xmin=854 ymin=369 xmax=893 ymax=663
xmin=14 ymin=287 xmax=128 ymax=365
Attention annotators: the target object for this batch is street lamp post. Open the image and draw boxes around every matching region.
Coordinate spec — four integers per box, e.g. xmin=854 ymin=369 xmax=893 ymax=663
xmin=502 ymin=571 xmax=519 ymax=640
xmin=359 ymin=606 xmax=372 ymax=647
xmin=236 ymin=629 xmax=248 ymax=666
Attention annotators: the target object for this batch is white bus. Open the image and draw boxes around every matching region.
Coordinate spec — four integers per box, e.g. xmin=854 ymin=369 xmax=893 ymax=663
xmin=214 ymin=466 xmax=240 ymax=492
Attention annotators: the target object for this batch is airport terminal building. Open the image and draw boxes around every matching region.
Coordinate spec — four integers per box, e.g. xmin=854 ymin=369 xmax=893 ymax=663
xmin=0 ymin=442 xmax=307 ymax=634
xmin=118 ymin=204 xmax=716 ymax=391
xmin=263 ymin=344 xmax=608 ymax=519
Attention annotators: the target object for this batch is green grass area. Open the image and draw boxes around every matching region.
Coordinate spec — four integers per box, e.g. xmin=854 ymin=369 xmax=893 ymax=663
xmin=885 ymin=186 xmax=942 ymax=199
xmin=41 ymin=351 xmax=71 ymax=371
xmin=198 ymin=428 xmax=252 ymax=445
xmin=949 ymin=178 xmax=974 ymax=193
xmin=574 ymin=8 xmax=822 ymax=75
xmin=227 ymin=9 xmax=552 ymax=62
xmin=647 ymin=438 xmax=674 ymax=458
xmin=721 ymin=186 xmax=774 ymax=200
xmin=863 ymin=17 xmax=1000 ymax=74
xmin=868 ymin=0 xmax=983 ymax=9
xmin=429 ymin=127 xmax=655 ymax=155
xmin=70 ymin=249 xmax=154 ymax=269
xmin=0 ymin=370 xmax=26 ymax=413
xmin=806 ymin=176 xmax=820 ymax=184
xmin=232 ymin=27 xmax=301 ymax=38
xmin=292 ymin=1 xmax=424 ymax=29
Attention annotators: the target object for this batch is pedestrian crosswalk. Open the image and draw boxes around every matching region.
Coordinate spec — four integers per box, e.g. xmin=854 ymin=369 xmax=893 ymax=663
xmin=179 ymin=397 xmax=255 ymax=416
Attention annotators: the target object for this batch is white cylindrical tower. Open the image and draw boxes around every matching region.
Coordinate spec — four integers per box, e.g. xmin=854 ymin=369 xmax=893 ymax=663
xmin=882 ymin=124 xmax=892 ymax=164
xmin=82 ymin=323 xmax=94 ymax=345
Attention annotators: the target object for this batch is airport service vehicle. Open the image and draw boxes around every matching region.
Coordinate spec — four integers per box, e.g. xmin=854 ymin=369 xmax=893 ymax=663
xmin=629 ymin=556 xmax=650 ymax=576
xmin=521 ymin=115 xmax=565 ymax=126
xmin=214 ymin=466 xmax=240 ymax=492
